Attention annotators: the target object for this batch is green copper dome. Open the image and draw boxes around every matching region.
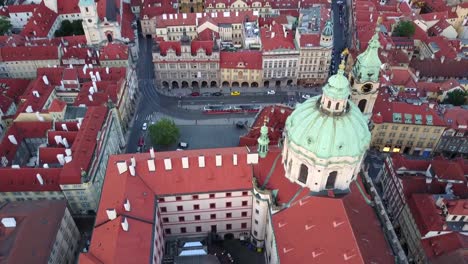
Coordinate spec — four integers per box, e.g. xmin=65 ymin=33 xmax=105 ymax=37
xmin=285 ymin=97 xmax=370 ymax=159
xmin=323 ymin=64 xmax=350 ymax=100
xmin=285 ymin=66 xmax=370 ymax=159
xmin=322 ymin=20 xmax=333 ymax=37
xmin=352 ymin=29 xmax=382 ymax=83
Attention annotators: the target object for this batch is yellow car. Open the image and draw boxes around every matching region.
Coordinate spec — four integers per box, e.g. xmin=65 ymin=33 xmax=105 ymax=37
xmin=231 ymin=91 xmax=241 ymax=96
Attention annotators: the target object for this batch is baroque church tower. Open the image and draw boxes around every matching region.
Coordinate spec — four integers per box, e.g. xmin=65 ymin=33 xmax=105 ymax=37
xmin=349 ymin=24 xmax=382 ymax=116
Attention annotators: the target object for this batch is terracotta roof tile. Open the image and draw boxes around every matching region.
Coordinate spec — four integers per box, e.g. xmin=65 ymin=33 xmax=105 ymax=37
xmin=20 ymin=3 xmax=58 ymax=38
xmin=220 ymin=51 xmax=262 ymax=70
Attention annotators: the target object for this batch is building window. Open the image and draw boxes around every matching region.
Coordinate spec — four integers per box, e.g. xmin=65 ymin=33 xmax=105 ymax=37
xmin=211 ymin=225 xmax=217 ymax=232
xmin=298 ymin=164 xmax=308 ymax=184
xmin=226 ymin=224 xmax=232 ymax=230
xmin=210 ymin=214 xmax=216 ymax=219
xmin=196 ymin=226 xmax=202 ymax=232
xmin=226 ymin=202 xmax=232 ymax=208
xmin=209 ymin=194 xmax=215 ymax=198
xmin=241 ymin=223 xmax=247 ymax=228
xmin=255 ymin=219 xmax=258 ymax=224
xmin=210 ymin=203 xmax=216 ymax=209
xmin=255 ymin=209 xmax=259 ymax=214
xmin=161 ymin=207 xmax=167 ymax=212
xmin=192 ymin=195 xmax=199 ymax=199
xmin=226 ymin=213 xmax=232 ymax=218
xmin=242 ymin=211 xmax=247 ymax=217
xmin=226 ymin=192 xmax=232 ymax=197
xmin=242 ymin=191 xmax=248 ymax=196
xmin=177 ymin=206 xmax=183 ymax=211
xmin=165 ymin=228 xmax=171 ymax=234
xmin=195 ymin=215 xmax=201 ymax=220
xmin=176 ymin=196 xmax=182 ymax=201
xmin=179 ymin=216 xmax=185 ymax=222
xmin=242 ymin=201 xmax=248 ymax=206
xmin=180 ymin=227 xmax=187 ymax=233
xmin=326 ymin=171 xmax=337 ymax=189
xmin=158 ymin=197 xmax=165 ymax=202
xmin=163 ymin=217 xmax=169 ymax=223
xmin=254 ymin=230 xmax=258 ymax=236
xmin=193 ymin=204 xmax=200 ymax=210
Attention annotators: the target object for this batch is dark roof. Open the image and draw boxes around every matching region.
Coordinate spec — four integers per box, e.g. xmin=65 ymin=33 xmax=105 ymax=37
xmin=410 ymin=59 xmax=468 ymax=79
xmin=0 ymin=200 xmax=67 ymax=264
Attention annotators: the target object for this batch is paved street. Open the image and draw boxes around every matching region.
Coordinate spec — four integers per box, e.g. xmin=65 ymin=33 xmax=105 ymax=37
xmin=331 ymin=0 xmax=349 ymax=74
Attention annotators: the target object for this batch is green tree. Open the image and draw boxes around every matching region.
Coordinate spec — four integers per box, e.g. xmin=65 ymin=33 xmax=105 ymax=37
xmin=72 ymin=20 xmax=84 ymax=35
xmin=55 ymin=20 xmax=84 ymax=37
xmin=149 ymin=118 xmax=180 ymax=146
xmin=393 ymin=21 xmax=415 ymax=37
xmin=445 ymin=89 xmax=467 ymax=106
xmin=0 ymin=17 xmax=12 ymax=35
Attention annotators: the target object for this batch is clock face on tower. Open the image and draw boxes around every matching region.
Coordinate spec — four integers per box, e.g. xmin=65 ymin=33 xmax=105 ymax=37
xmin=361 ymin=83 xmax=373 ymax=93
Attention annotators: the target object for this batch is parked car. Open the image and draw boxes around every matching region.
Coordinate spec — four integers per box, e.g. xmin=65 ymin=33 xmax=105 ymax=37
xmin=142 ymin=122 xmax=148 ymax=130
xmin=236 ymin=121 xmax=245 ymax=128
xmin=267 ymin=90 xmax=276 ymax=95
xmin=201 ymin=92 xmax=211 ymax=96
xmin=302 ymin=94 xmax=311 ymax=99
xmin=211 ymin=92 xmax=223 ymax=96
xmin=231 ymin=91 xmax=241 ymax=96
xmin=178 ymin=142 xmax=188 ymax=149
xmin=190 ymin=92 xmax=200 ymax=97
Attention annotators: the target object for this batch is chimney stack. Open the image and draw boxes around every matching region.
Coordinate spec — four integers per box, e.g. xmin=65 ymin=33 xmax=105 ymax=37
xmin=129 ymin=165 xmax=136 ymax=176
xmin=150 ymin=147 xmax=155 ymax=158
xmin=1 ymin=218 xmax=16 ymax=228
xmin=8 ymin=135 xmax=17 ymax=145
xmin=131 ymin=156 xmax=136 ymax=167
xmin=106 ymin=209 xmax=117 ymax=220
xmin=42 ymin=75 xmax=49 ymax=85
xmin=36 ymin=174 xmax=44 ymax=185
xmin=121 ymin=217 xmax=129 ymax=231
xmin=124 ymin=199 xmax=131 ymax=211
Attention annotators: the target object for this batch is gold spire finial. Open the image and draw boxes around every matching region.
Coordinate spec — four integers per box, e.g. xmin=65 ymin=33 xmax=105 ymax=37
xmin=375 ymin=16 xmax=383 ymax=32
xmin=338 ymin=59 xmax=345 ymax=71
xmin=263 ymin=116 xmax=269 ymax=125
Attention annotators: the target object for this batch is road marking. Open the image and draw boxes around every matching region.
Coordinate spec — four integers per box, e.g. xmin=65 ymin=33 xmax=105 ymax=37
xmin=135 ymin=114 xmax=139 ymax=120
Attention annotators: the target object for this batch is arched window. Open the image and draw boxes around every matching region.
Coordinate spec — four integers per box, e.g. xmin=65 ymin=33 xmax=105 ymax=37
xmin=327 ymin=100 xmax=331 ymax=109
xmin=298 ymin=164 xmax=308 ymax=184
xmin=326 ymin=171 xmax=337 ymax=189
xmin=335 ymin=102 xmax=340 ymax=110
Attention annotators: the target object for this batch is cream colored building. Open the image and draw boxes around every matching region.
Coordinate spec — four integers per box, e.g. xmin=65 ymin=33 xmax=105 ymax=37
xmin=371 ymin=92 xmax=446 ymax=156
xmin=220 ymin=51 xmax=263 ymax=87
xmin=1 ymin=46 xmax=61 ymax=79
xmin=204 ymin=0 xmax=274 ymax=16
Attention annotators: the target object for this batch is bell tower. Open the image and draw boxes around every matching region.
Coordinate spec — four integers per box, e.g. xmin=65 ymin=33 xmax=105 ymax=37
xmin=349 ymin=20 xmax=382 ymax=117
xmin=79 ymin=0 xmax=100 ymax=44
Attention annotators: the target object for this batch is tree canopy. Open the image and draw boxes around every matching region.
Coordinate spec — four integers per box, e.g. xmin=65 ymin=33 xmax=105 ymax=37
xmin=445 ymin=89 xmax=467 ymax=106
xmin=393 ymin=21 xmax=415 ymax=37
xmin=0 ymin=17 xmax=12 ymax=35
xmin=54 ymin=20 xmax=84 ymax=37
xmin=148 ymin=118 xmax=180 ymax=146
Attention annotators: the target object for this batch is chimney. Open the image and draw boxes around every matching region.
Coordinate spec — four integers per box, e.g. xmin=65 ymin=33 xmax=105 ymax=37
xmin=131 ymin=156 xmax=136 ymax=167
xmin=271 ymin=32 xmax=275 ymax=38
xmin=233 ymin=154 xmax=238 ymax=165
xmin=54 ymin=135 xmax=63 ymax=145
xmin=440 ymin=56 xmax=445 ymax=63
xmin=164 ymin=158 xmax=172 ymax=170
xmin=198 ymin=156 xmax=205 ymax=167
xmin=32 ymin=90 xmax=40 ymax=97
xmin=42 ymin=75 xmax=49 ymax=85
xmin=89 ymin=64 xmax=93 ymax=69
xmin=215 ymin=155 xmax=222 ymax=167
xmin=124 ymin=199 xmax=131 ymax=211
xmin=106 ymin=67 xmax=110 ymax=74
xmin=64 ymin=156 xmax=72 ymax=163
xmin=33 ymin=20 xmax=37 ymax=25
xmin=63 ymin=138 xmax=69 ymax=148
xmin=147 ymin=159 xmax=155 ymax=172
xmin=150 ymin=147 xmax=155 ymax=158
xmin=182 ymin=157 xmax=189 ymax=169
xmin=88 ymin=86 xmax=95 ymax=95
xmin=87 ymin=50 xmax=92 ymax=57
xmin=106 ymin=209 xmax=117 ymax=220
xmin=43 ymin=163 xmax=49 ymax=168
xmin=121 ymin=217 xmax=129 ymax=231
xmin=129 ymin=164 xmax=136 ymax=176
xmin=1 ymin=218 xmax=16 ymax=228
xmin=88 ymin=94 xmax=93 ymax=101
xmin=116 ymin=161 xmax=128 ymax=174
xmin=57 ymin=154 xmax=65 ymax=165
xmin=25 ymin=105 xmax=33 ymax=113
xmin=8 ymin=135 xmax=17 ymax=145
xmin=83 ymin=64 xmax=88 ymax=74
xmin=36 ymin=174 xmax=44 ymax=185
xmin=65 ymin=149 xmax=72 ymax=156
xmin=61 ymin=124 xmax=68 ymax=131
xmin=11 ymin=165 xmax=20 ymax=169
xmin=96 ymin=71 xmax=101 ymax=81
xmin=92 ymin=81 xmax=97 ymax=92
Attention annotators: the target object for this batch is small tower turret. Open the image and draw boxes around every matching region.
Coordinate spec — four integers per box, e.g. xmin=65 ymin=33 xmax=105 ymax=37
xmin=257 ymin=117 xmax=270 ymax=158
xmin=320 ymin=20 xmax=333 ymax=47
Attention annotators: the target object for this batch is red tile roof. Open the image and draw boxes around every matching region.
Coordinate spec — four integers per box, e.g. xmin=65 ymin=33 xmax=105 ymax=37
xmin=299 ymin=34 xmax=321 ymax=48
xmin=422 ymin=233 xmax=468 ymax=262
xmin=140 ymin=0 xmax=177 ymax=18
xmin=0 ymin=45 xmax=59 ymax=61
xmin=0 ymin=95 xmax=14 ymax=113
xmin=442 ymin=107 xmax=468 ymax=131
xmin=0 ymin=78 xmax=30 ymax=105
xmin=372 ymin=90 xmax=445 ymax=126
xmin=99 ymin=43 xmax=129 ymax=61
xmin=7 ymin=4 xmax=36 ymax=13
xmin=190 ymin=40 xmax=214 ymax=56
xmin=57 ymin=0 xmax=80 ymax=15
xmin=446 ymin=199 xmax=468 ymax=216
xmin=48 ymin=98 xmax=67 ymax=112
xmin=273 ymin=180 xmax=394 ymax=263
xmin=410 ymin=59 xmax=468 ymax=79
xmin=157 ymin=41 xmax=181 ymax=56
xmin=408 ymin=194 xmax=445 ymax=235
xmin=20 ymin=3 xmax=58 ymax=38
xmin=155 ymin=12 xmax=197 ymax=28
xmin=220 ymin=51 xmax=262 ymax=70
xmin=260 ymin=22 xmax=295 ymax=52
xmin=0 ymin=200 xmax=67 ymax=264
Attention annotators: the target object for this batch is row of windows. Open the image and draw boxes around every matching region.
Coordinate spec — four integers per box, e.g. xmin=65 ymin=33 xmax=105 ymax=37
xmin=159 ymin=63 xmax=218 ymax=69
xmin=381 ymin=125 xmax=441 ymax=133
xmin=374 ymin=138 xmax=434 ymax=148
xmin=160 ymin=200 xmax=249 ymax=212
xmin=162 ymin=211 xmax=249 ymax=223
xmin=165 ymin=222 xmax=248 ymax=234
xmin=380 ymin=132 xmax=440 ymax=140
xmin=159 ymin=191 xmax=249 ymax=202
xmin=263 ymin=61 xmax=297 ymax=68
